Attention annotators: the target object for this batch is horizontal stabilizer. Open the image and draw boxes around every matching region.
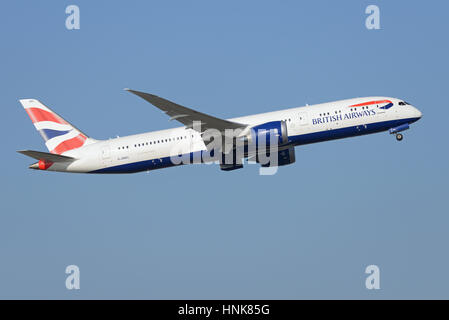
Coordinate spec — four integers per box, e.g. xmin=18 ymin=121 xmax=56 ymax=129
xmin=17 ymin=150 xmax=75 ymax=162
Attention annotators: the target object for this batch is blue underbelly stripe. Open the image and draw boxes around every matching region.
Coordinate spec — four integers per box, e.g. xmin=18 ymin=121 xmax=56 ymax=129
xmin=90 ymin=117 xmax=419 ymax=174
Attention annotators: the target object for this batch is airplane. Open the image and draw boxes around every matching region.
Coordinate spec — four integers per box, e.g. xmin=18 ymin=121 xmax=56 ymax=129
xmin=17 ymin=89 xmax=422 ymax=174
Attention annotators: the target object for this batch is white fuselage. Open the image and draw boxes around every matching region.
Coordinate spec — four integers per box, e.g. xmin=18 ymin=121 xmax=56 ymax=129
xmin=46 ymin=96 xmax=422 ymax=173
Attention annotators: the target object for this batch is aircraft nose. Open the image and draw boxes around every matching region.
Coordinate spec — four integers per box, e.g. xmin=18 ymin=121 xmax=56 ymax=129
xmin=416 ymin=107 xmax=423 ymax=119
xmin=412 ymin=106 xmax=422 ymax=119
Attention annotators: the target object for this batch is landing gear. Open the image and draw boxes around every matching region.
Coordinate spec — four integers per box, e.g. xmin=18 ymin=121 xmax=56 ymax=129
xmin=396 ymin=133 xmax=403 ymax=141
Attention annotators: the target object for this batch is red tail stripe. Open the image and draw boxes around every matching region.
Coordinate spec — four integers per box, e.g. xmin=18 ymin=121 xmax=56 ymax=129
xmin=349 ymin=100 xmax=392 ymax=107
xmin=51 ymin=134 xmax=87 ymax=154
xmin=25 ymin=108 xmax=68 ymax=124
xmin=38 ymin=160 xmax=53 ymax=170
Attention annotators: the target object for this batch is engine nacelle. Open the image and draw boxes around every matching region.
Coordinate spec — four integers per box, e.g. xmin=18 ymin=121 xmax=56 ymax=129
xmin=277 ymin=146 xmax=296 ymax=166
xmin=246 ymin=121 xmax=296 ymax=167
xmin=257 ymin=146 xmax=296 ymax=167
xmin=249 ymin=120 xmax=288 ymax=149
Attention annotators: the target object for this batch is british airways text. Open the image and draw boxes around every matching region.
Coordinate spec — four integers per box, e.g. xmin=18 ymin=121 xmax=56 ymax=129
xmin=312 ymin=109 xmax=376 ymax=125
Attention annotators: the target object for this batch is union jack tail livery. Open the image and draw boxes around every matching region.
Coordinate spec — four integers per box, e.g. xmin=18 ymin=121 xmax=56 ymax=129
xmin=19 ymin=99 xmax=90 ymax=155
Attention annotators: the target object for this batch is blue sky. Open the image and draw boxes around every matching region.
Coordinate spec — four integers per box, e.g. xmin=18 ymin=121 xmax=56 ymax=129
xmin=0 ymin=0 xmax=448 ymax=299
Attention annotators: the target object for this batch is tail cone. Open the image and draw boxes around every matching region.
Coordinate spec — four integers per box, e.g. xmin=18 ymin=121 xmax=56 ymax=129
xmin=28 ymin=160 xmax=53 ymax=170
xmin=29 ymin=162 xmax=39 ymax=170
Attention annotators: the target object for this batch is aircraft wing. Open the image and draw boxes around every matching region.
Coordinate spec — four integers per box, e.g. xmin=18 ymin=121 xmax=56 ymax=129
xmin=17 ymin=150 xmax=75 ymax=162
xmin=126 ymin=89 xmax=247 ymax=133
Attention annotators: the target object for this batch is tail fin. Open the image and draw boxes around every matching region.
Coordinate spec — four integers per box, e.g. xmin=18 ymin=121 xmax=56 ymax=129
xmin=19 ymin=99 xmax=90 ymax=154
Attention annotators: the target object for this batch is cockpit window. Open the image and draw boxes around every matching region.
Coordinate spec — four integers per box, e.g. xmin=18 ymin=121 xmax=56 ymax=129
xmin=398 ymin=101 xmax=407 ymax=106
